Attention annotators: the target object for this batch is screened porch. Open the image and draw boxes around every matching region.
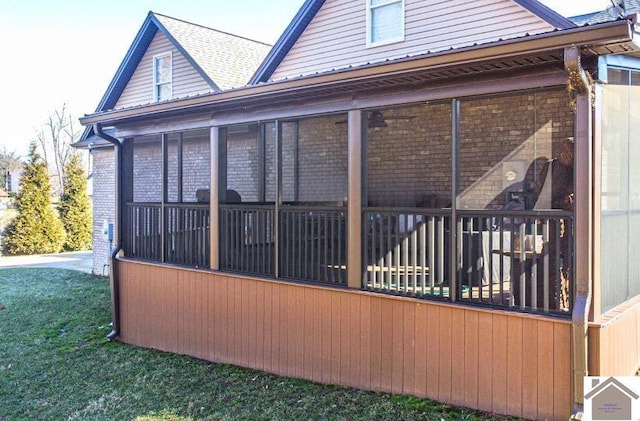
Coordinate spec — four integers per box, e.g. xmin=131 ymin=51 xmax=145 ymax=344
xmin=122 ymin=87 xmax=575 ymax=316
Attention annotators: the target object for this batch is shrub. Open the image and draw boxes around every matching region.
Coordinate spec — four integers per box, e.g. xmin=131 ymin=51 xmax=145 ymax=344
xmin=58 ymin=153 xmax=92 ymax=251
xmin=2 ymin=144 xmax=65 ymax=255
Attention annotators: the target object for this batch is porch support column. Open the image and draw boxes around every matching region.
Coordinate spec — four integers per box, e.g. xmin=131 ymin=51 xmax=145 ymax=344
xmin=450 ymin=99 xmax=461 ymax=302
xmin=210 ymin=126 xmax=221 ymax=270
xmin=566 ymin=46 xmax=592 ymax=414
xmin=121 ymin=138 xmax=134 ymax=253
xmin=161 ymin=133 xmax=168 ymax=263
xmin=347 ymin=110 xmax=363 ymax=289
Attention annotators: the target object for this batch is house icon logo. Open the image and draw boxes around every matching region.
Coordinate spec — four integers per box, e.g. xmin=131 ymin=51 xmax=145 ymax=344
xmin=584 ymin=377 xmax=640 ymax=420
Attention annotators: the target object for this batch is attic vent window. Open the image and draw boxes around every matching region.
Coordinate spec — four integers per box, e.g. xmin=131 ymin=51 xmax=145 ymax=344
xmin=153 ymin=53 xmax=172 ymax=101
xmin=367 ymin=0 xmax=404 ymax=47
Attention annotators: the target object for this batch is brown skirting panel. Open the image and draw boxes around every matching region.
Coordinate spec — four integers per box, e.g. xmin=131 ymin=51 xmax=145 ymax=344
xmin=588 ymin=295 xmax=640 ymax=376
xmin=117 ymin=259 xmax=572 ymax=420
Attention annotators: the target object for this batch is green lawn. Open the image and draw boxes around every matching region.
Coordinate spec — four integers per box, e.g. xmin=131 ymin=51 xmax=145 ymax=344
xmin=0 ymin=268 xmax=510 ymax=420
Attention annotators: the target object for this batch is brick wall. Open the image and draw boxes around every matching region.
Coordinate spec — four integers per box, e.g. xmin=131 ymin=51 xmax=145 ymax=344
xmin=91 ymin=147 xmax=115 ymax=276
xmin=366 ymin=89 xmax=574 ymax=209
xmin=367 ymin=103 xmax=452 ymax=207
xmin=227 ymin=117 xmax=348 ymax=203
xmin=458 ymin=89 xmax=574 ymax=209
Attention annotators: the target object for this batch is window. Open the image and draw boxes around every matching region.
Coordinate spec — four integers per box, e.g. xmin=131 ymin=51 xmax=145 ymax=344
xmin=366 ymin=0 xmax=404 ymax=47
xmin=153 ymin=53 xmax=172 ymax=101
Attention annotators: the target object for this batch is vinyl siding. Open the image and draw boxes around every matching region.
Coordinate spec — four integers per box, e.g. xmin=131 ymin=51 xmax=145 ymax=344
xmin=270 ymin=0 xmax=556 ymax=81
xmin=115 ymin=31 xmax=213 ymax=109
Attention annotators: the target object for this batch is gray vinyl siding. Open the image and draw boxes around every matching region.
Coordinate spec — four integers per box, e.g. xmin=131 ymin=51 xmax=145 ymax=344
xmin=115 ymin=32 xmax=213 ymax=109
xmin=270 ymin=0 xmax=556 ymax=81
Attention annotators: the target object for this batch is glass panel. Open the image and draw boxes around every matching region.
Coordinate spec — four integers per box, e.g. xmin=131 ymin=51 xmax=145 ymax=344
xmin=182 ymin=129 xmax=210 ymax=203
xmin=156 ymin=83 xmax=171 ymax=101
xmin=458 ymin=90 xmax=574 ymax=211
xmin=155 ymin=55 xmax=171 ymax=83
xmin=630 ymin=85 xmax=640 ymax=298
xmin=366 ymin=103 xmax=451 ymax=208
xmin=371 ymin=1 xmax=403 ymax=43
xmin=226 ymin=124 xmax=262 ymax=203
xmin=132 ymin=134 xmax=162 ymax=202
xmin=607 ymin=68 xmax=629 ymax=85
xmin=601 ymin=84 xmax=630 ymax=312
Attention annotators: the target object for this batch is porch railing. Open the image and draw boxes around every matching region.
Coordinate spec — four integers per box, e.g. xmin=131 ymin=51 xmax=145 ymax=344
xmin=363 ymin=208 xmax=450 ymax=298
xmin=362 ymin=208 xmax=573 ymax=315
xmin=457 ymin=210 xmax=573 ymax=314
xmin=125 ymin=202 xmax=210 ymax=268
xmin=219 ymin=204 xmax=347 ymax=285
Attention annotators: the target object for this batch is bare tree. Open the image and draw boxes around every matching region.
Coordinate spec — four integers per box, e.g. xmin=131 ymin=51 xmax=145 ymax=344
xmin=0 ymin=147 xmax=22 ymax=191
xmin=35 ymin=103 xmax=80 ymax=195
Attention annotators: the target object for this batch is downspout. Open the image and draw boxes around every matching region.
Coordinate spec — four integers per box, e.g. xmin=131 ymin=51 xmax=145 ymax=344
xmin=565 ymin=47 xmax=592 ymax=419
xmin=93 ymin=123 xmax=123 ymax=341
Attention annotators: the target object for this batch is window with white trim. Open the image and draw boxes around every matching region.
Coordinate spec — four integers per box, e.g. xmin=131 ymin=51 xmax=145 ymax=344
xmin=153 ymin=53 xmax=172 ymax=101
xmin=366 ymin=0 xmax=404 ymax=47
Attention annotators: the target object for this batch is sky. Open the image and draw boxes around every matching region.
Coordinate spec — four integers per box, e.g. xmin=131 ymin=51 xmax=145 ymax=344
xmin=0 ymin=0 xmax=613 ymax=157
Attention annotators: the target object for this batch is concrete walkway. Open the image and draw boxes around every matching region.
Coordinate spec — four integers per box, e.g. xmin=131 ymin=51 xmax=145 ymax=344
xmin=0 ymin=251 xmax=93 ymax=273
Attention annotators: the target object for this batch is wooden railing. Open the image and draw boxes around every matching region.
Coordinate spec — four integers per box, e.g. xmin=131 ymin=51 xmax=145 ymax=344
xmin=362 ymin=208 xmax=573 ymax=315
xmin=125 ymin=202 xmax=573 ymax=314
xmin=125 ymin=203 xmax=210 ymax=268
xmin=219 ymin=204 xmax=347 ymax=285
xmin=363 ymin=208 xmax=451 ymax=298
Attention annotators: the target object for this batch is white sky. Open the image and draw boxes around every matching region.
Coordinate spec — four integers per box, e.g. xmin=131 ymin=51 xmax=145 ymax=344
xmin=0 ymin=0 xmax=611 ymax=157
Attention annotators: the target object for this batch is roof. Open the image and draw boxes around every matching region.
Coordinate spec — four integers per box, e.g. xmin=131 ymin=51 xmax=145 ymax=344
xmin=571 ymin=0 xmax=640 ymax=25
xmin=79 ymin=20 xmax=638 ymax=129
xmin=250 ymin=0 xmax=575 ymax=84
xmin=77 ymin=11 xmax=271 ymax=147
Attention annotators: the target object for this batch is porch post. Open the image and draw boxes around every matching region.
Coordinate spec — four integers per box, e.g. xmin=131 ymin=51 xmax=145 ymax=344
xmin=450 ymin=99 xmax=461 ymax=302
xmin=121 ymin=138 xmax=134 ymax=254
xmin=210 ymin=126 xmax=220 ymax=270
xmin=161 ymin=133 xmax=168 ymax=263
xmin=347 ymin=109 xmax=363 ymax=289
xmin=275 ymin=120 xmax=283 ymax=279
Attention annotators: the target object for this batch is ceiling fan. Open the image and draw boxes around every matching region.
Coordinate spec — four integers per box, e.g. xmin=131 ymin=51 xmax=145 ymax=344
xmin=334 ymin=110 xmax=416 ymax=128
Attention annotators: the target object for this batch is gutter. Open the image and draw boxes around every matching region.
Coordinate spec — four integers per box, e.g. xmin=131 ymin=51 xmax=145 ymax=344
xmin=565 ymin=47 xmax=593 ymax=419
xmin=93 ymin=123 xmax=123 ymax=341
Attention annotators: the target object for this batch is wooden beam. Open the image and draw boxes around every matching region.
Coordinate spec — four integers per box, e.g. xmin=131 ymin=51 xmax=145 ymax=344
xmin=347 ymin=110 xmax=363 ymax=289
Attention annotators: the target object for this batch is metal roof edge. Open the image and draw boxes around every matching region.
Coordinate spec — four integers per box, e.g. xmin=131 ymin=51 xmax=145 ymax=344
xmin=249 ymin=0 xmax=325 ymax=84
xmin=512 ymin=0 xmax=577 ymax=29
xmin=80 ymin=20 xmax=634 ymax=127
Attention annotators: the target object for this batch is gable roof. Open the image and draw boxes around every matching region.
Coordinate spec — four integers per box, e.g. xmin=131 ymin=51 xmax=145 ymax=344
xmin=571 ymin=0 xmax=640 ymax=25
xmin=78 ymin=11 xmax=271 ymax=145
xmin=250 ymin=0 xmax=575 ymax=84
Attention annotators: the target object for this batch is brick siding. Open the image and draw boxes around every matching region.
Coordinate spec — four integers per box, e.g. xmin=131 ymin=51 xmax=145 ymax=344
xmin=91 ymin=147 xmax=115 ymax=275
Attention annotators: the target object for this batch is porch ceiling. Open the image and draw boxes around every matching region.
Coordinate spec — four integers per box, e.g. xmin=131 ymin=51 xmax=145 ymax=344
xmin=80 ymin=19 xmax=639 ymax=128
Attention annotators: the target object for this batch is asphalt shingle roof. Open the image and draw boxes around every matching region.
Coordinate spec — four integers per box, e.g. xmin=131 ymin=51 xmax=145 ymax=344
xmin=154 ymin=13 xmax=272 ymax=90
xmin=570 ymin=0 xmax=640 ymax=25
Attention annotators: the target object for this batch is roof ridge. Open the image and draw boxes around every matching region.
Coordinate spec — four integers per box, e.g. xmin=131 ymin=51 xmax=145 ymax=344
xmin=151 ymin=11 xmax=272 ymax=47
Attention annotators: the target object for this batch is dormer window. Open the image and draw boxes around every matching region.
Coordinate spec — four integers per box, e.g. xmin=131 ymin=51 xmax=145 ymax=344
xmin=153 ymin=53 xmax=172 ymax=101
xmin=366 ymin=0 xmax=404 ymax=47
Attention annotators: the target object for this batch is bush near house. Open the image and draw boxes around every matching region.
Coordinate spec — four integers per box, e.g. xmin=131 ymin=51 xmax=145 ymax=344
xmin=58 ymin=154 xmax=92 ymax=251
xmin=2 ymin=144 xmax=65 ymax=255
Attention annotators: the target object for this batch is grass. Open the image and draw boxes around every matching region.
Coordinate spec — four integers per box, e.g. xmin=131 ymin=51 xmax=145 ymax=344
xmin=0 ymin=268 xmax=513 ymax=420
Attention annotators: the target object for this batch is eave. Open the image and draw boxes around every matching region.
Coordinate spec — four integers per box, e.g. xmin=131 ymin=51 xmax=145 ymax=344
xmin=80 ymin=19 xmax=639 ymax=128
